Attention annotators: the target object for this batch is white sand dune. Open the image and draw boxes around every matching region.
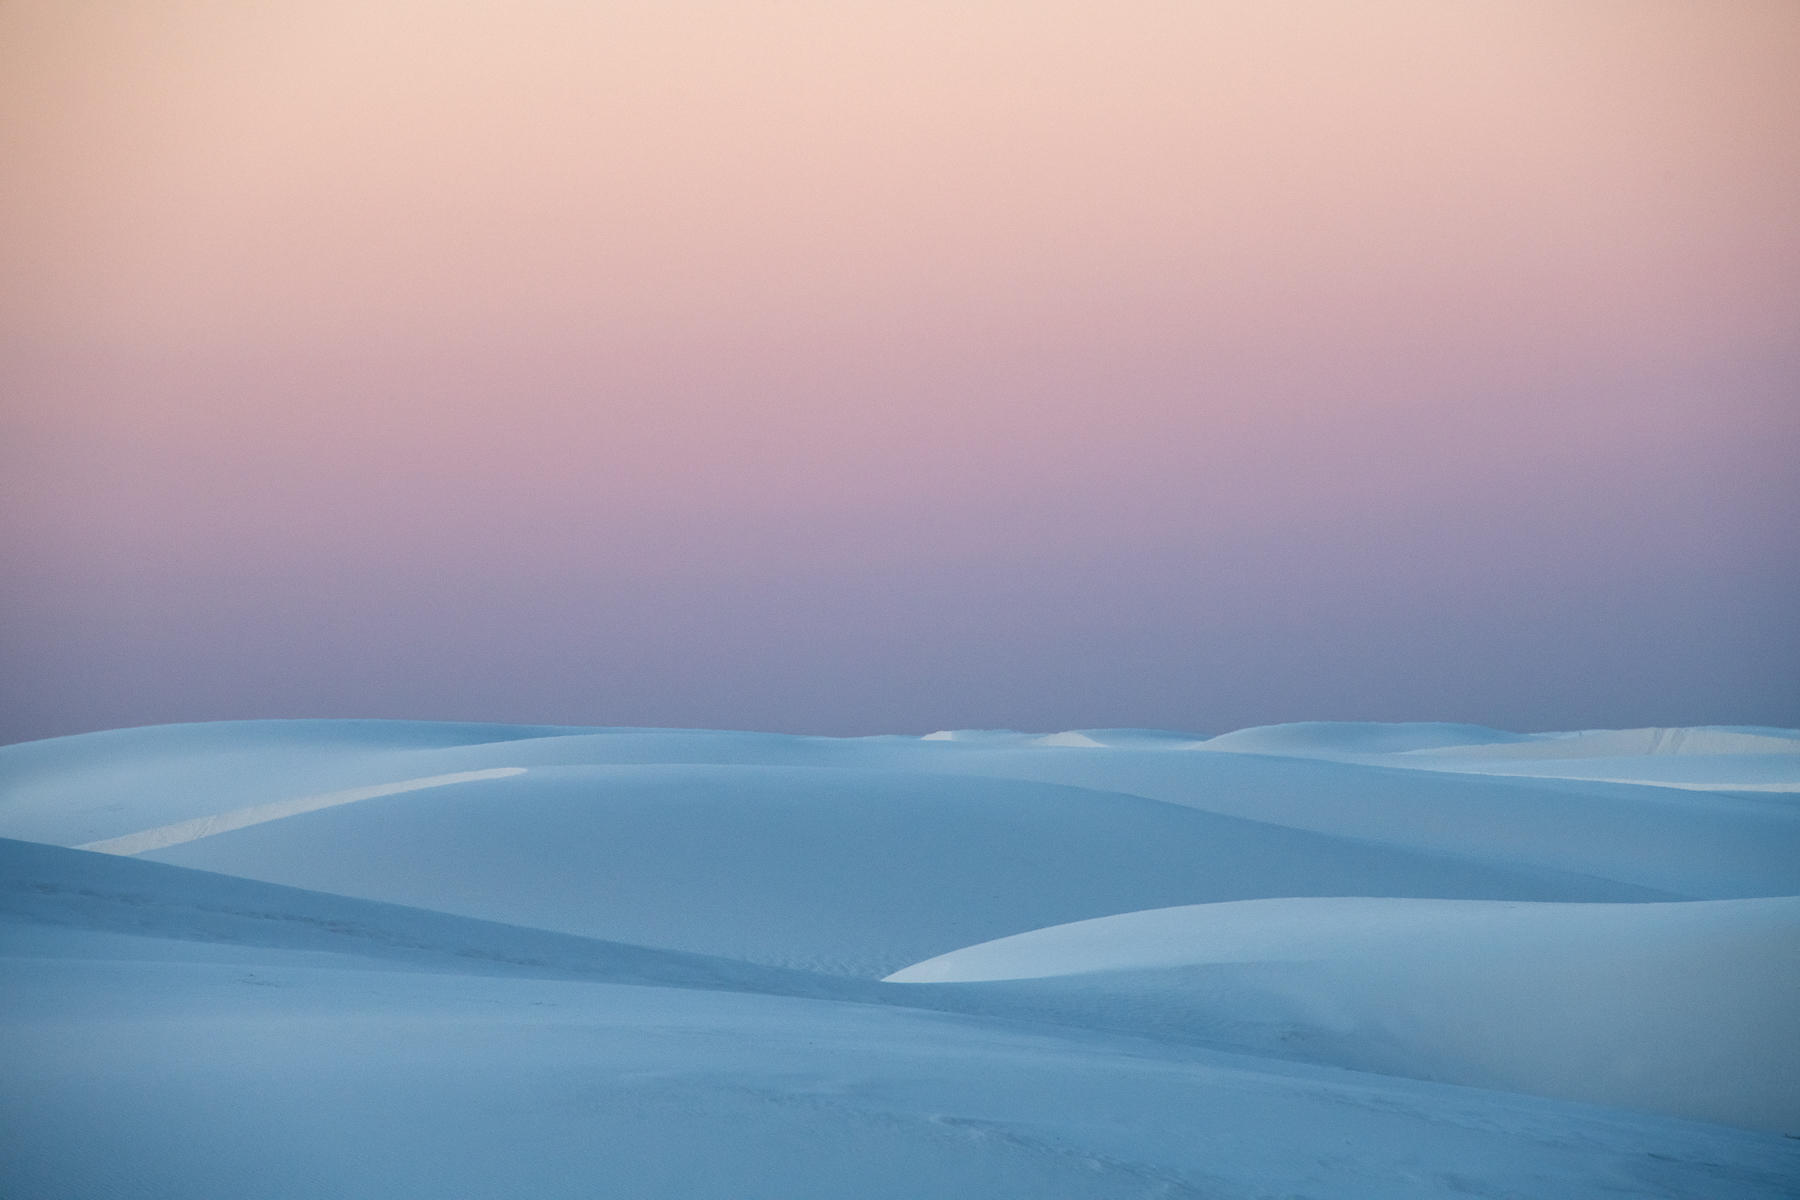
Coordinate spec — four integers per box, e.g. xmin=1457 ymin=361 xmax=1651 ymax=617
xmin=14 ymin=939 xmax=1790 ymax=1200
xmin=1419 ymin=726 xmax=1800 ymax=759
xmin=1186 ymin=721 xmax=1800 ymax=793
xmin=77 ymin=768 xmax=528 ymax=854
xmin=910 ymin=742 xmax=1800 ymax=899
xmin=1031 ymin=730 xmax=1107 ymax=747
xmin=2 ymin=718 xmax=1798 ymax=1198
xmin=0 ymin=719 xmax=585 ymax=846
xmin=1194 ymin=720 xmax=1534 ymax=756
xmin=887 ymin=895 xmax=1800 ymax=1130
xmin=116 ymin=762 xmax=1644 ymax=978
xmin=0 ymin=836 xmax=856 ymax=999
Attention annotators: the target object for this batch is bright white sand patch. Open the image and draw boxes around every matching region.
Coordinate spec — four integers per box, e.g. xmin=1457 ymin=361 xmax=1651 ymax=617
xmin=76 ymin=768 xmax=527 ymax=855
xmin=919 ymin=729 xmax=1031 ymax=743
xmin=1033 ymin=731 xmax=1105 ymax=748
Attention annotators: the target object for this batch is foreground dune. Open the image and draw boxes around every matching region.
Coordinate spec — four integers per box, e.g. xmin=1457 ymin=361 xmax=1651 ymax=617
xmin=886 ymin=894 xmax=1800 ymax=1130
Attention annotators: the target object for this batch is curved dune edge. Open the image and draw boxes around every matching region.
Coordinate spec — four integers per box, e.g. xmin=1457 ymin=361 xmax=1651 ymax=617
xmin=1415 ymin=727 xmax=1800 ymax=760
xmin=885 ymin=896 xmax=1800 ymax=1131
xmin=77 ymin=767 xmax=528 ymax=855
xmin=1426 ymin=774 xmax=1800 ymax=793
xmin=1191 ymin=722 xmax=1800 ymax=760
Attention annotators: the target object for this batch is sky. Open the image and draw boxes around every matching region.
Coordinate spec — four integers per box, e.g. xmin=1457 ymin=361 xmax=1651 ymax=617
xmin=3 ymin=0 xmax=1797 ymax=744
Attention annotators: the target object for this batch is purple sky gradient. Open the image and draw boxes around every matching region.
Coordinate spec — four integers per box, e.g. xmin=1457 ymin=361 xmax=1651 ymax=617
xmin=3 ymin=1 xmax=1797 ymax=743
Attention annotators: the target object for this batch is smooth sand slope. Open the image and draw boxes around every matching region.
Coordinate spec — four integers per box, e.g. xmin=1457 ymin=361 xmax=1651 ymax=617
xmin=123 ymin=763 xmax=1669 ymax=977
xmin=1 ymin=719 xmax=1796 ymax=1199
xmin=887 ymin=895 xmax=1800 ymax=1130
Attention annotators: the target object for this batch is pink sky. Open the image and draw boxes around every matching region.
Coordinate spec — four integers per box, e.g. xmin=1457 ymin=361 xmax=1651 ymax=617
xmin=3 ymin=1 xmax=1797 ymax=741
